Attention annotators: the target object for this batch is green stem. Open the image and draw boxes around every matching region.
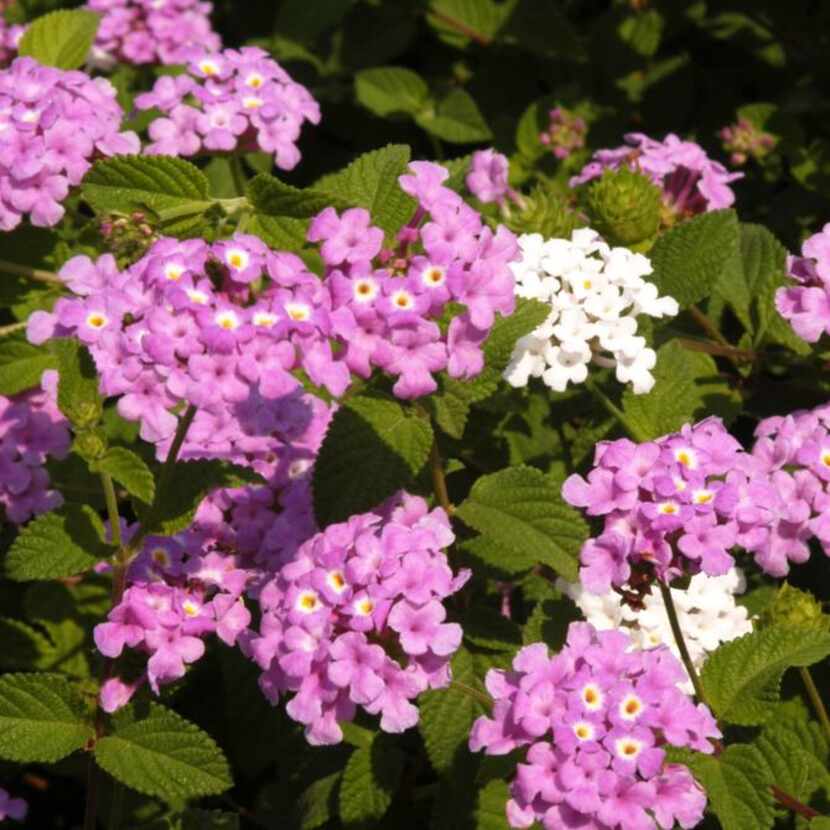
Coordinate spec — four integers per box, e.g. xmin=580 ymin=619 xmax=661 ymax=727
xmin=229 ymin=156 xmax=248 ymax=197
xmin=159 ymin=405 xmax=197 ymax=490
xmin=584 ymin=377 xmax=649 ymax=443
xmin=658 ymin=581 xmax=706 ymax=703
xmin=0 ymin=258 xmax=61 ymax=285
xmin=430 ymin=439 xmax=453 ymax=515
xmin=99 ymin=473 xmax=126 ymax=603
xmin=0 ymin=320 xmax=26 ymax=337
xmin=800 ymin=666 xmax=830 ymax=742
xmin=108 ymin=780 xmax=124 ymax=830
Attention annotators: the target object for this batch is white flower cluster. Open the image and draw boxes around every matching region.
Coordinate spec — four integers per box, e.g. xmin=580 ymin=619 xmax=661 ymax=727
xmin=558 ymin=569 xmax=754 ymax=693
xmin=504 ymin=229 xmax=679 ymax=394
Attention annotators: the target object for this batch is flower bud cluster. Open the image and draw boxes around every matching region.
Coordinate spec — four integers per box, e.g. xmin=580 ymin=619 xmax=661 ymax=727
xmin=719 ymin=117 xmax=776 ymax=166
xmin=539 ymin=106 xmax=587 ymax=160
xmin=0 ymin=788 xmax=26 ymax=823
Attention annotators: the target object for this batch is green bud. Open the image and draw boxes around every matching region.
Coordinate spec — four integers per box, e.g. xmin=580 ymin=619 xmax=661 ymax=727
xmin=504 ymin=185 xmax=584 ymax=239
xmin=761 ymin=583 xmax=829 ymax=632
xmin=73 ymin=428 xmax=108 ymax=462
xmin=583 ymin=166 xmax=662 ymax=247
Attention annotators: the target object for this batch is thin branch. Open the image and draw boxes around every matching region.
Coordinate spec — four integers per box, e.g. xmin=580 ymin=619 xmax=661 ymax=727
xmin=800 ymin=666 xmax=830 ymax=743
xmin=0 ymin=320 xmax=27 ymax=337
xmin=675 ymin=337 xmax=755 ymax=362
xmin=427 ymin=9 xmax=493 ymax=45
xmin=450 ymin=680 xmax=493 ymax=708
xmin=770 ymin=785 xmax=820 ymax=820
xmin=0 ymin=258 xmax=62 ymax=285
xmin=430 ymin=439 xmax=453 ymax=515
xmin=658 ymin=581 xmax=706 ymax=703
xmin=584 ymin=377 xmax=650 ymax=443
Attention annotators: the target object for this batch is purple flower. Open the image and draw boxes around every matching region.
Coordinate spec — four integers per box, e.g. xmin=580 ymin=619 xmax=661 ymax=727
xmin=387 ymin=599 xmax=461 ymax=656
xmin=571 ymin=132 xmax=742 ymax=217
xmin=0 ymin=57 xmax=139 ymax=230
xmin=0 ymin=788 xmax=27 ymax=822
xmin=137 ymin=46 xmax=319 ymax=169
xmin=470 ymin=623 xmax=717 ymax=830
xmin=308 ymin=207 xmax=384 ymax=266
xmin=466 ymin=148 xmax=511 ymax=205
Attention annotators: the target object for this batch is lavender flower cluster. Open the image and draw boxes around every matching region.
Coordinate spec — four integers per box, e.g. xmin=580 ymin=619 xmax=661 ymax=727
xmin=470 ymin=622 xmax=718 ymax=830
xmin=244 ymin=493 xmax=468 ymax=744
xmin=0 ymin=373 xmax=70 ymax=524
xmin=776 ymin=223 xmax=830 ymax=343
xmin=0 ymin=788 xmax=26 ymax=823
xmin=564 ymin=405 xmax=830 ymax=593
xmin=310 ymin=161 xmax=518 ymax=398
xmin=136 ymin=47 xmax=320 ymax=170
xmin=571 ymin=133 xmax=743 ymax=218
xmin=86 ymin=0 xmax=221 ymax=68
xmin=0 ymin=57 xmax=139 ymax=230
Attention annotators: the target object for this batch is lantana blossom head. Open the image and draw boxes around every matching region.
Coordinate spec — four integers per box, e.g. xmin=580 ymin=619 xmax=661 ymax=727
xmin=136 ymin=46 xmax=320 ymax=170
xmin=470 ymin=622 xmax=718 ymax=830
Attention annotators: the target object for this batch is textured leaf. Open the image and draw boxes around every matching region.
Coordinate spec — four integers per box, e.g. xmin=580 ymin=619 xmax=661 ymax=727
xmin=144 ymin=460 xmax=263 ymax=536
xmin=51 ymin=338 xmax=104 ymax=428
xmin=419 ymin=647 xmax=492 ymax=775
xmin=181 ymin=811 xmax=239 ymax=830
xmin=673 ymin=745 xmax=776 ymax=830
xmin=621 ymin=339 xmax=741 ymax=440
xmin=0 ymin=673 xmax=93 ymax=762
xmin=474 ymin=779 xmax=511 ymax=829
xmin=455 ymin=466 xmax=586 ymax=580
xmin=416 ymin=88 xmax=492 ymax=143
xmin=296 ymin=772 xmax=341 ymax=830
xmin=754 ymin=728 xmax=824 ymax=806
xmin=247 ymin=174 xmax=349 ymax=220
xmin=0 ymin=618 xmax=55 ymax=671
xmin=618 ymin=9 xmax=664 ymax=57
xmin=92 ymin=446 xmax=155 ymax=505
xmin=95 ymin=703 xmax=232 ymax=804
xmin=355 ymin=67 xmax=430 ymax=117
xmin=315 ymin=145 xmax=416 ymax=237
xmin=339 ymin=734 xmax=405 ymax=828
xmin=312 ymin=395 xmax=433 ymax=527
xmin=462 ymin=606 xmax=522 ymax=652
xmin=18 ymin=9 xmax=100 ymax=69
xmin=426 ymin=0 xmax=506 ymax=47
xmin=5 ymin=505 xmax=109 ymax=581
xmin=82 ymin=156 xmax=213 ymax=236
xmin=0 ymin=333 xmax=56 ymax=396
xmin=649 ymin=209 xmax=740 ymax=307
xmin=701 ymin=625 xmax=830 ymax=725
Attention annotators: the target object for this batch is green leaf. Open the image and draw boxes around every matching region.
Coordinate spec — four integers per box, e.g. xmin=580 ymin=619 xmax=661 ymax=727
xmin=81 ymin=156 xmax=213 ymax=236
xmin=339 ymin=734 xmax=405 ymax=828
xmin=673 ymin=745 xmax=776 ymax=830
xmin=462 ymin=606 xmax=522 ymax=652
xmin=0 ymin=332 xmax=56 ymax=396
xmin=297 ymin=772 xmax=341 ymax=830
xmin=475 ymin=779 xmax=511 ymax=829
xmin=5 ymin=505 xmax=109 ymax=581
xmin=312 ymin=395 xmax=433 ymax=527
xmin=701 ymin=624 xmax=830 ymax=725
xmin=181 ymin=810 xmax=240 ymax=830
xmin=92 ymin=446 xmax=155 ymax=505
xmin=618 ymin=9 xmax=664 ymax=57
xmin=0 ymin=618 xmax=55 ymax=672
xmin=247 ymin=174 xmax=349 ymax=220
xmin=51 ymin=338 xmax=104 ymax=428
xmin=621 ymin=339 xmax=741 ymax=440
xmin=416 ymin=88 xmax=492 ymax=144
xmin=355 ymin=67 xmax=430 ymax=117
xmin=0 ymin=673 xmax=93 ymax=763
xmin=144 ymin=460 xmax=263 ymax=536
xmin=754 ymin=728 xmax=825 ymax=807
xmin=419 ymin=649 xmax=487 ymax=776
xmin=94 ymin=703 xmax=232 ymax=804
xmin=456 ymin=466 xmax=586 ymax=580
xmin=315 ymin=144 xmax=415 ymax=238
xmin=426 ymin=0 xmax=506 ymax=48
xmin=649 ymin=210 xmax=740 ymax=307
xmin=18 ymin=9 xmax=100 ymax=70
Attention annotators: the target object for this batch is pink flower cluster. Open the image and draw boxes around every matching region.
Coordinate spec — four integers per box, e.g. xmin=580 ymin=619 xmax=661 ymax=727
xmin=0 ymin=372 xmax=70 ymax=524
xmin=242 ymin=493 xmax=469 ymax=745
xmin=466 ymin=148 xmax=514 ymax=205
xmin=135 ymin=46 xmax=320 ymax=170
xmin=27 ymin=235 xmax=347 ymax=451
xmin=313 ymin=161 xmax=518 ymax=398
xmin=539 ymin=107 xmax=587 ymax=160
xmin=470 ymin=623 xmax=717 ymax=830
xmin=86 ymin=0 xmax=221 ymax=68
xmin=96 ymin=387 xmax=332 ymax=707
xmin=0 ymin=57 xmax=139 ymax=230
xmin=564 ymin=410 xmax=830 ymax=589
xmin=744 ymin=402 xmax=830 ymax=576
xmin=0 ymin=788 xmax=26 ymax=822
xmin=776 ymin=223 xmax=830 ymax=343
xmin=563 ymin=418 xmax=745 ymax=592
xmin=571 ymin=133 xmax=742 ymax=217
xmin=0 ymin=15 xmax=23 ymax=68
